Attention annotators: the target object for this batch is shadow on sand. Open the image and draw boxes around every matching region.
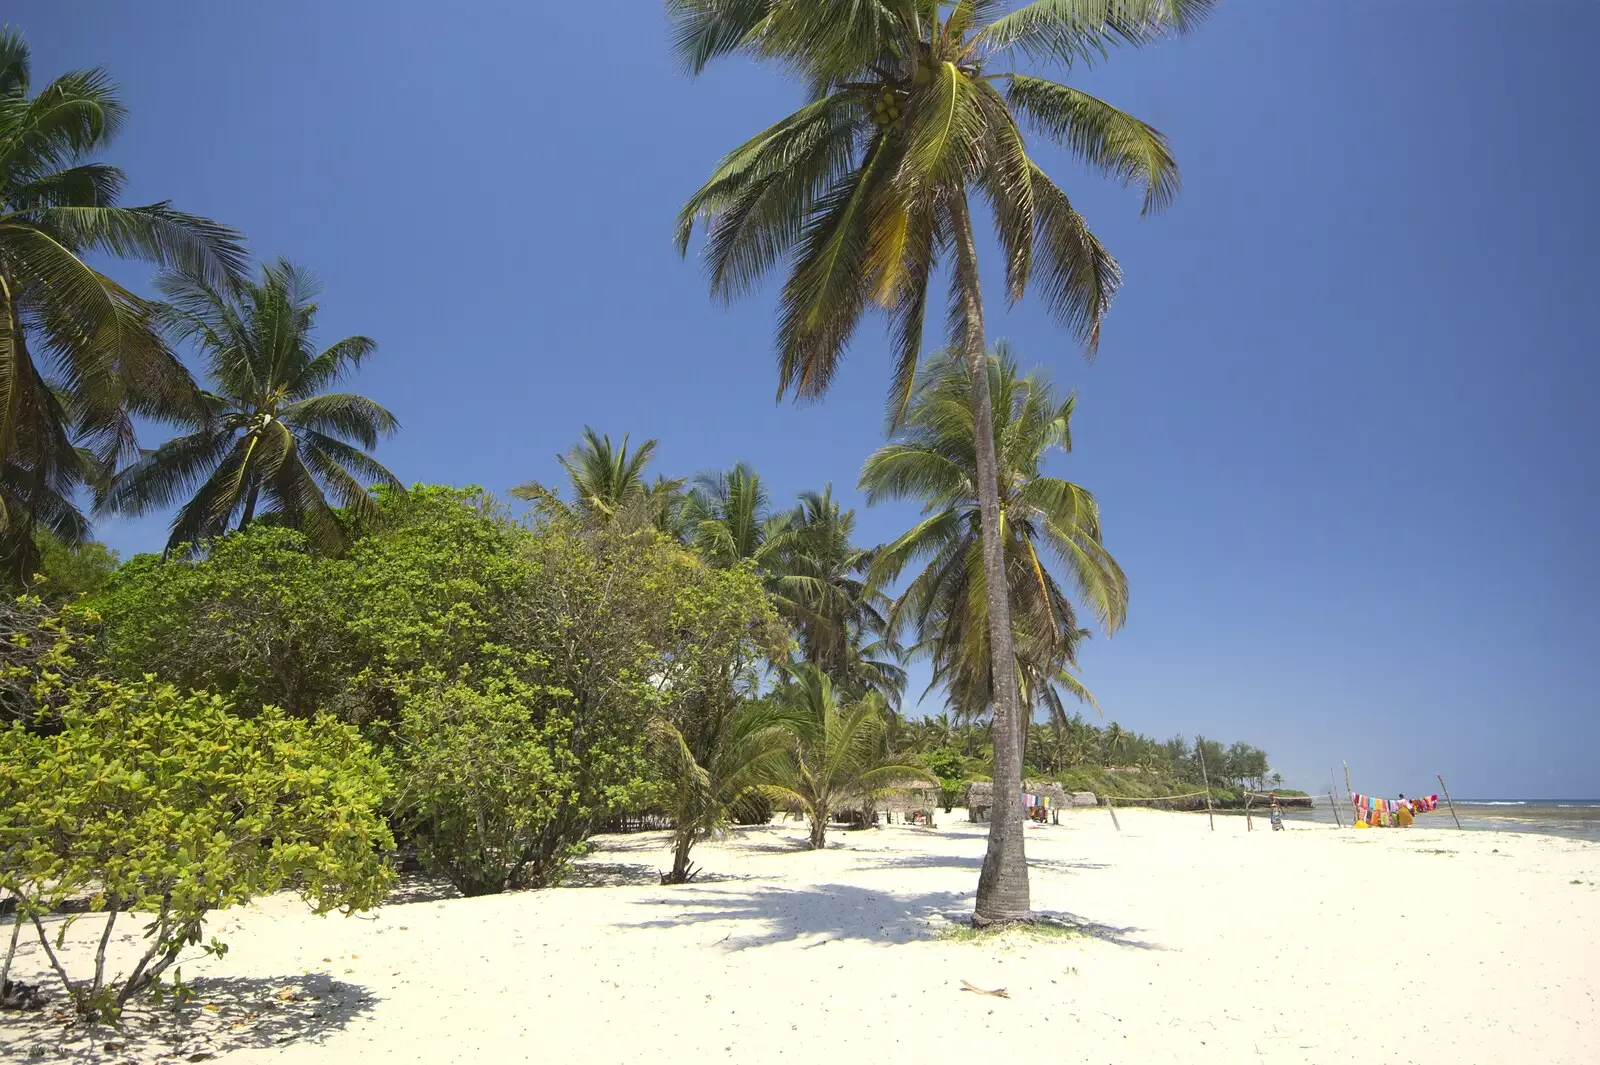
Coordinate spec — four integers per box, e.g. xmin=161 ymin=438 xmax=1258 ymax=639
xmin=383 ymin=871 xmax=462 ymax=905
xmin=853 ymin=853 xmax=1109 ymax=875
xmin=618 ymin=881 xmax=971 ymax=949
xmin=0 ymin=971 xmax=374 ymax=1062
xmin=616 ymin=875 xmax=1165 ymax=952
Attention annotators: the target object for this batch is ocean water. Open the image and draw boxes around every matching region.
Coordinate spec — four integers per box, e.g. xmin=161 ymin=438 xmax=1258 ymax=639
xmin=1280 ymin=797 xmax=1600 ymax=844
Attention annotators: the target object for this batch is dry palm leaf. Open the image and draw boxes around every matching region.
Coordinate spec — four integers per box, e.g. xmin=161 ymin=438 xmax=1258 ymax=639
xmin=959 ymin=979 xmax=1009 ymax=998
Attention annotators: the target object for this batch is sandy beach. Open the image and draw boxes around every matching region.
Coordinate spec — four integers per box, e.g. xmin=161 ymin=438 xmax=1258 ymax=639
xmin=4 ymin=809 xmax=1596 ymax=1064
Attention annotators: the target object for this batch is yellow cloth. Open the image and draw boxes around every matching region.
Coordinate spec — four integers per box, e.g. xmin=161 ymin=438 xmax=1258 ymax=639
xmin=1397 ymin=806 xmax=1414 ymax=827
xmin=1353 ymin=818 xmax=1370 ymax=829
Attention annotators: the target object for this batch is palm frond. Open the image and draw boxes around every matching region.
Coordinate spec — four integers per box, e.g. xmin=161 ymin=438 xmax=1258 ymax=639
xmin=1006 ymin=74 xmax=1177 ymax=215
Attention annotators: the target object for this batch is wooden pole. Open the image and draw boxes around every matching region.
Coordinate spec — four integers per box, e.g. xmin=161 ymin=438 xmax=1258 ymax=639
xmin=1328 ymin=770 xmax=1344 ymax=828
xmin=1102 ymin=794 xmax=1121 ymax=832
xmin=1437 ymin=773 xmax=1464 ymax=830
xmin=1244 ymin=792 xmax=1254 ymax=831
xmin=1197 ymin=739 xmax=1216 ymax=832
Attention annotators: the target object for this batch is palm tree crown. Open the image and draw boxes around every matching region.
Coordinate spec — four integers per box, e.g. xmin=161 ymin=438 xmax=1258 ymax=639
xmin=0 ymin=25 xmax=246 ymax=578
xmin=100 ymin=260 xmax=401 ymax=553
xmin=861 ymin=344 xmax=1126 ymax=725
xmin=513 ymin=427 xmax=684 ymax=532
xmin=682 ymin=462 xmax=794 ymax=570
xmin=779 ymin=485 xmax=906 ymax=707
xmin=763 ymin=663 xmax=930 ymax=849
xmin=672 ymin=0 xmax=1205 ymax=415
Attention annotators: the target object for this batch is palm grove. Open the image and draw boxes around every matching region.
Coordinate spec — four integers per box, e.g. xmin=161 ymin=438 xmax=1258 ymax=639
xmin=0 ymin=2 xmax=1275 ymax=1019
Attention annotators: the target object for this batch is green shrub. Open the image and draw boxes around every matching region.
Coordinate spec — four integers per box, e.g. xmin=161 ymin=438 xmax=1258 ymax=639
xmin=393 ymin=671 xmax=576 ymax=896
xmin=90 ymin=528 xmax=350 ymax=720
xmin=0 ymin=593 xmax=98 ymax=732
xmin=0 ymin=679 xmax=393 ymax=1023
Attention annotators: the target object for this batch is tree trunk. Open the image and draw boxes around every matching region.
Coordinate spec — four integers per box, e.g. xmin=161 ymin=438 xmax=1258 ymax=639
xmin=668 ymin=832 xmax=695 ymax=883
xmin=808 ymin=813 xmax=827 ymax=850
xmin=239 ymin=477 xmax=261 ymax=529
xmin=950 ymin=192 xmax=1031 ymax=925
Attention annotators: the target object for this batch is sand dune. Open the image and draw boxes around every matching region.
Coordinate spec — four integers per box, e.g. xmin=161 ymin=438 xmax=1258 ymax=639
xmin=4 ymin=809 xmax=1596 ymax=1064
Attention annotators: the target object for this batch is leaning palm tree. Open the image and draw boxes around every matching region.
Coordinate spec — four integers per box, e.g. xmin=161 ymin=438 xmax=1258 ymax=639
xmin=671 ymin=0 xmax=1205 ymax=923
xmin=862 ymin=344 xmax=1126 ymax=792
xmin=763 ymin=663 xmax=931 ymax=849
xmin=99 ymin=261 xmax=401 ymax=553
xmin=650 ymin=700 xmax=797 ymax=883
xmin=512 ymin=427 xmax=685 ymax=532
xmin=0 ymin=26 xmax=247 ymax=580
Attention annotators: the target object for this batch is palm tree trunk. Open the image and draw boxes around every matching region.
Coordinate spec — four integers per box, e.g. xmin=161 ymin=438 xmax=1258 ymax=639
xmin=949 ymin=192 xmax=1031 ymax=925
xmin=239 ymin=477 xmax=261 ymax=529
xmin=669 ymin=832 xmax=695 ymax=883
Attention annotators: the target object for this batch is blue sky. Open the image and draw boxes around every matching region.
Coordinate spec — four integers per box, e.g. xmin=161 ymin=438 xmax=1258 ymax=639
xmin=19 ymin=3 xmax=1598 ymax=798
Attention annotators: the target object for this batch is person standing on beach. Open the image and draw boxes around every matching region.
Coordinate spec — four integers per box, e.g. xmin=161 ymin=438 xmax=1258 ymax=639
xmin=1269 ymin=792 xmax=1285 ymax=831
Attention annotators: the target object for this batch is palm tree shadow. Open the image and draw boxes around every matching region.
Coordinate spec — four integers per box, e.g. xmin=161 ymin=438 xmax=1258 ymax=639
xmin=855 ymin=854 xmax=1109 ymax=875
xmin=0 ymin=972 xmax=373 ymax=1062
xmin=618 ymin=882 xmax=972 ymax=949
xmin=618 ymin=880 xmax=1168 ymax=953
xmin=1037 ymin=910 xmax=1166 ymax=951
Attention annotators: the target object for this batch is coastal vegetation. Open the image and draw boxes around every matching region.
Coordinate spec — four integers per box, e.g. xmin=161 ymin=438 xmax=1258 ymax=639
xmin=0 ymin=4 xmax=1248 ymax=1021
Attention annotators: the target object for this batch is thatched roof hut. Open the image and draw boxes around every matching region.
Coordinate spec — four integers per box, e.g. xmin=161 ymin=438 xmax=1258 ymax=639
xmin=966 ymin=780 xmax=1094 ymax=821
xmin=829 ymin=774 xmax=941 ymax=823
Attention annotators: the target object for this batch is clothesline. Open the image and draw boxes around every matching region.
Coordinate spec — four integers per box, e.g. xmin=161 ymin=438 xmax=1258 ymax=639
xmin=1351 ymin=793 xmax=1439 ymax=814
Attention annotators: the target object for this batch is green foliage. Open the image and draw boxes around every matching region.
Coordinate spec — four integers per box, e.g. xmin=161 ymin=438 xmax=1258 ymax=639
xmin=393 ymin=671 xmax=574 ymax=896
xmin=29 ymin=532 xmax=119 ymax=601
xmin=0 ymin=593 xmax=97 ymax=731
xmin=90 ymin=526 xmax=350 ymax=720
xmin=383 ymin=494 xmax=784 ymax=893
xmin=0 ymin=25 xmax=246 ymax=581
xmin=336 ymin=485 xmax=532 ymax=728
xmin=650 ymin=700 xmax=795 ymax=883
xmin=775 ymin=485 xmax=905 ymax=707
xmin=918 ymin=746 xmax=985 ymax=811
xmin=0 ymin=678 xmax=392 ymax=1023
xmin=97 ymin=259 xmax=402 ymax=554
xmin=513 ymin=426 xmax=684 ymax=535
xmin=763 ymin=664 xmax=932 ymax=849
xmin=862 ymin=345 xmax=1124 ymax=725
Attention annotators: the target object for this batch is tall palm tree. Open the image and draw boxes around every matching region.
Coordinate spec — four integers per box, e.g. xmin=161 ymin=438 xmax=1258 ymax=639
xmin=780 ymin=485 xmax=906 ymax=706
xmin=671 ymin=0 xmax=1205 ymax=923
xmin=99 ymin=260 xmax=401 ymax=553
xmin=763 ymin=663 xmax=930 ymax=849
xmin=513 ymin=427 xmax=685 ymax=532
xmin=861 ymin=344 xmax=1126 ymax=797
xmin=0 ymin=26 xmax=247 ymax=580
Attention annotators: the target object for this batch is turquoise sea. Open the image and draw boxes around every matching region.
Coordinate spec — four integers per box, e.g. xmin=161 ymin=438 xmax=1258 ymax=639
xmin=1281 ymin=797 xmax=1600 ymax=844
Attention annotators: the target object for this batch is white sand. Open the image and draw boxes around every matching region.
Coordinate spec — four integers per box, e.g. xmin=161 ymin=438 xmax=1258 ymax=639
xmin=4 ymin=809 xmax=1597 ymax=1064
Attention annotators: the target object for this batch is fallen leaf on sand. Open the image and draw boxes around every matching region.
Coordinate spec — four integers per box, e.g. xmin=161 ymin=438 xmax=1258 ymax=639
xmin=202 ymin=1003 xmax=220 ymax=1012
xmin=277 ymin=990 xmax=298 ymax=1001
xmin=960 ymin=979 xmax=1010 ymax=998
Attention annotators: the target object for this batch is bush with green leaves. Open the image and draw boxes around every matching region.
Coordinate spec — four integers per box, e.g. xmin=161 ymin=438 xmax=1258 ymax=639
xmin=0 ymin=679 xmax=393 ymax=1023
xmin=393 ymin=514 xmax=780 ymax=892
xmin=393 ymin=670 xmax=576 ymax=896
xmin=90 ymin=527 xmax=350 ymax=720
xmin=0 ymin=593 xmax=98 ymax=732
